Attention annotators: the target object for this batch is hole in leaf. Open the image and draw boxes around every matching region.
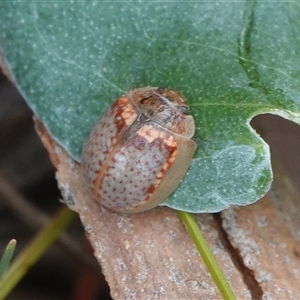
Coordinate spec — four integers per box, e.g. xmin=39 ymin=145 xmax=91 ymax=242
xmin=251 ymin=113 xmax=300 ymax=193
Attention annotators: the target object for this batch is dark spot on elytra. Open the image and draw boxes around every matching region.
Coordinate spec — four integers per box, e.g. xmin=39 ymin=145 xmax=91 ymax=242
xmin=136 ymin=140 xmax=145 ymax=151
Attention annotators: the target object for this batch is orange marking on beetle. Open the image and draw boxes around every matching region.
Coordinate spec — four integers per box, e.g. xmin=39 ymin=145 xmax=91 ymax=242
xmin=146 ymin=185 xmax=156 ymax=195
xmin=156 ymin=172 xmax=164 ymax=178
xmin=159 ymin=146 xmax=178 ymax=175
xmin=137 ymin=124 xmax=161 ymax=142
xmin=164 ymin=136 xmax=177 ymax=147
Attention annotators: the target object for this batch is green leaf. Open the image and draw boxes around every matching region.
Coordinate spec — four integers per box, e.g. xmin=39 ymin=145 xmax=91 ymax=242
xmin=1 ymin=1 xmax=299 ymax=212
xmin=0 ymin=239 xmax=17 ymax=278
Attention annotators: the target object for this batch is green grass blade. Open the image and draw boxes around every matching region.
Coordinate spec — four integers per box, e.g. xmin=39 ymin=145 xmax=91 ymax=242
xmin=177 ymin=210 xmax=236 ymax=300
xmin=0 ymin=206 xmax=76 ymax=299
xmin=0 ymin=239 xmax=17 ymax=278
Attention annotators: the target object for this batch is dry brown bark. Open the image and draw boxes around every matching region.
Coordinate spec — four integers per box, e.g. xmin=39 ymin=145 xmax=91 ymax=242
xmin=35 ymin=118 xmax=300 ymax=300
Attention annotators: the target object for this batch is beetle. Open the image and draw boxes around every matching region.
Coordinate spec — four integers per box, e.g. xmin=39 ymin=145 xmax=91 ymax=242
xmin=81 ymin=87 xmax=196 ymax=213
